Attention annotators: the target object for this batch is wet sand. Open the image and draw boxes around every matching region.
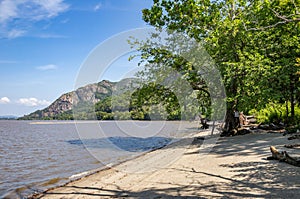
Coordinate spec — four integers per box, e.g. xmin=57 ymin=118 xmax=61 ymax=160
xmin=35 ymin=131 xmax=300 ymax=198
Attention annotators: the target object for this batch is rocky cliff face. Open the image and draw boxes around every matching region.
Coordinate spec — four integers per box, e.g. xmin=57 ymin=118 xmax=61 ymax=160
xmin=21 ymin=80 xmax=118 ymax=119
xmin=20 ymin=78 xmax=138 ymax=120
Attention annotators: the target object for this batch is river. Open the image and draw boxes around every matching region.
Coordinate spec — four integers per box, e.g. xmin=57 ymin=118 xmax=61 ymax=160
xmin=0 ymin=120 xmax=199 ymax=198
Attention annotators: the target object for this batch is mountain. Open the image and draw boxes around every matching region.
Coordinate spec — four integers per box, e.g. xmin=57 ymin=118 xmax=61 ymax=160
xmin=19 ymin=79 xmax=136 ymax=120
xmin=19 ymin=78 xmax=183 ymax=121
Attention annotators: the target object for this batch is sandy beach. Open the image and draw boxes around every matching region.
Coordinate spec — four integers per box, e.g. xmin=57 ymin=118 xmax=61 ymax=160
xmin=34 ymin=131 xmax=300 ymax=198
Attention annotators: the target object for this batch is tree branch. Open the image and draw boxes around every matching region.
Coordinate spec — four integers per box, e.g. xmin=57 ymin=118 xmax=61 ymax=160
xmin=244 ymin=17 xmax=300 ymax=31
xmin=244 ymin=6 xmax=300 ymax=31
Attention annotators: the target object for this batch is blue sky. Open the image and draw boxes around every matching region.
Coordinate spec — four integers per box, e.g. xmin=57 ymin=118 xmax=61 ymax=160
xmin=0 ymin=0 xmax=153 ymax=116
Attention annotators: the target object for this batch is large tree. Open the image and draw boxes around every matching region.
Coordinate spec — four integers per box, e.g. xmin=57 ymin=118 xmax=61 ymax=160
xmin=136 ymin=0 xmax=300 ymax=134
xmin=246 ymin=0 xmax=300 ymax=124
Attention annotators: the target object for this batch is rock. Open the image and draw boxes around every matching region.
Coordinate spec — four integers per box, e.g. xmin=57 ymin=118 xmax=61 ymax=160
xmin=19 ymin=79 xmax=136 ymax=119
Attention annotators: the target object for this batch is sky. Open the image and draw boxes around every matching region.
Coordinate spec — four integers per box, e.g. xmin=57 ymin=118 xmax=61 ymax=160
xmin=0 ymin=0 xmax=153 ymax=116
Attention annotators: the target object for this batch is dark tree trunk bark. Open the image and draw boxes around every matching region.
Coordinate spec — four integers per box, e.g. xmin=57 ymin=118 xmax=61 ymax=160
xmin=222 ymin=71 xmax=239 ymax=136
xmin=222 ymin=102 xmax=239 ymax=136
xmin=290 ymin=78 xmax=295 ymax=121
xmin=286 ymin=100 xmax=289 ymax=124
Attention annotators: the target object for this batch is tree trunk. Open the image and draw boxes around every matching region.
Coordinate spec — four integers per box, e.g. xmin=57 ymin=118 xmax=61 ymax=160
xmin=222 ymin=102 xmax=239 ymax=136
xmin=222 ymin=71 xmax=239 ymax=136
xmin=224 ymin=110 xmax=236 ymax=131
xmin=285 ymin=100 xmax=289 ymax=124
xmin=290 ymin=78 xmax=295 ymax=121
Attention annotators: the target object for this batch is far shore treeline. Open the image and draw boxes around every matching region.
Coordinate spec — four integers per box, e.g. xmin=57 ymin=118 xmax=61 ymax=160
xmin=20 ymin=0 xmax=300 ymax=135
xmin=18 ymin=79 xmax=184 ymax=121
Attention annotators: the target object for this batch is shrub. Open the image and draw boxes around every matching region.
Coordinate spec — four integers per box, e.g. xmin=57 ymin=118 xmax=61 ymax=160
xmin=250 ymin=102 xmax=300 ymax=125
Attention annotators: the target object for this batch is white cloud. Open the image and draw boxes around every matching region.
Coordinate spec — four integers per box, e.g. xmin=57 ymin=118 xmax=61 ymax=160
xmin=17 ymin=98 xmax=51 ymax=107
xmin=35 ymin=0 xmax=70 ymax=18
xmin=7 ymin=29 xmax=26 ymax=38
xmin=0 ymin=0 xmax=18 ymax=23
xmin=36 ymin=64 xmax=58 ymax=71
xmin=0 ymin=0 xmax=69 ymax=38
xmin=0 ymin=97 xmax=10 ymax=104
xmin=94 ymin=3 xmax=102 ymax=11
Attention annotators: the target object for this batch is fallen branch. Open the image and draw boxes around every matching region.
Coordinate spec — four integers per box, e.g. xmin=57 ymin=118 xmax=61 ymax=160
xmin=267 ymin=146 xmax=300 ymax=167
xmin=288 ymin=134 xmax=300 ymax=140
xmin=284 ymin=144 xmax=300 ymax=149
xmin=220 ymin=127 xmax=251 ymax=137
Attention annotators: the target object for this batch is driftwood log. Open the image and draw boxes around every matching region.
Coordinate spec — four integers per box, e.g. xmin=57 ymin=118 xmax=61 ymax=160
xmin=284 ymin=144 xmax=300 ymax=149
xmin=267 ymin=146 xmax=300 ymax=167
xmin=220 ymin=127 xmax=251 ymax=137
xmin=288 ymin=134 xmax=300 ymax=140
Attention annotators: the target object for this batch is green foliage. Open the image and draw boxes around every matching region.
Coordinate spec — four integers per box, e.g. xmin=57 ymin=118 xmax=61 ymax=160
xmin=72 ymin=101 xmax=96 ymax=120
xmin=113 ymin=111 xmax=131 ymax=120
xmin=286 ymin=125 xmax=300 ymax=134
xmin=134 ymin=0 xmax=300 ymax=132
xmin=130 ymin=109 xmax=145 ymax=120
xmin=96 ymin=111 xmax=113 ymax=120
xmin=94 ymin=82 xmax=183 ymax=120
xmin=95 ymin=97 xmax=112 ymax=113
xmin=250 ymin=102 xmax=300 ymax=124
xmin=130 ymin=82 xmax=182 ymax=120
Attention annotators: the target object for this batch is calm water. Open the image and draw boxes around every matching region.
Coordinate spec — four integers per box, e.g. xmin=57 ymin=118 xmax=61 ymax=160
xmin=0 ymin=120 xmax=198 ymax=198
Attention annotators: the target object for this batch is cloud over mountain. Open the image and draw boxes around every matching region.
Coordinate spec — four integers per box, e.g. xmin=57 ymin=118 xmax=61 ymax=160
xmin=17 ymin=98 xmax=51 ymax=107
xmin=0 ymin=97 xmax=10 ymax=104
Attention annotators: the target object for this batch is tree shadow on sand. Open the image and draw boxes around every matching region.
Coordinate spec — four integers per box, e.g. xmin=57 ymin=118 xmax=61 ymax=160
xmin=200 ymin=133 xmax=300 ymax=198
xmin=37 ymin=163 xmax=299 ymax=198
xmin=66 ymin=133 xmax=209 ymax=153
xmin=46 ymin=133 xmax=300 ymax=198
xmin=67 ymin=137 xmax=174 ymax=152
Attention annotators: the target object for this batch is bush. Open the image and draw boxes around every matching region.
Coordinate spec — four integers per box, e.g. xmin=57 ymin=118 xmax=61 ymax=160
xmin=130 ymin=109 xmax=145 ymax=120
xmin=250 ymin=102 xmax=300 ymax=125
xmin=113 ymin=111 xmax=131 ymax=120
xmin=96 ymin=111 xmax=113 ymax=120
